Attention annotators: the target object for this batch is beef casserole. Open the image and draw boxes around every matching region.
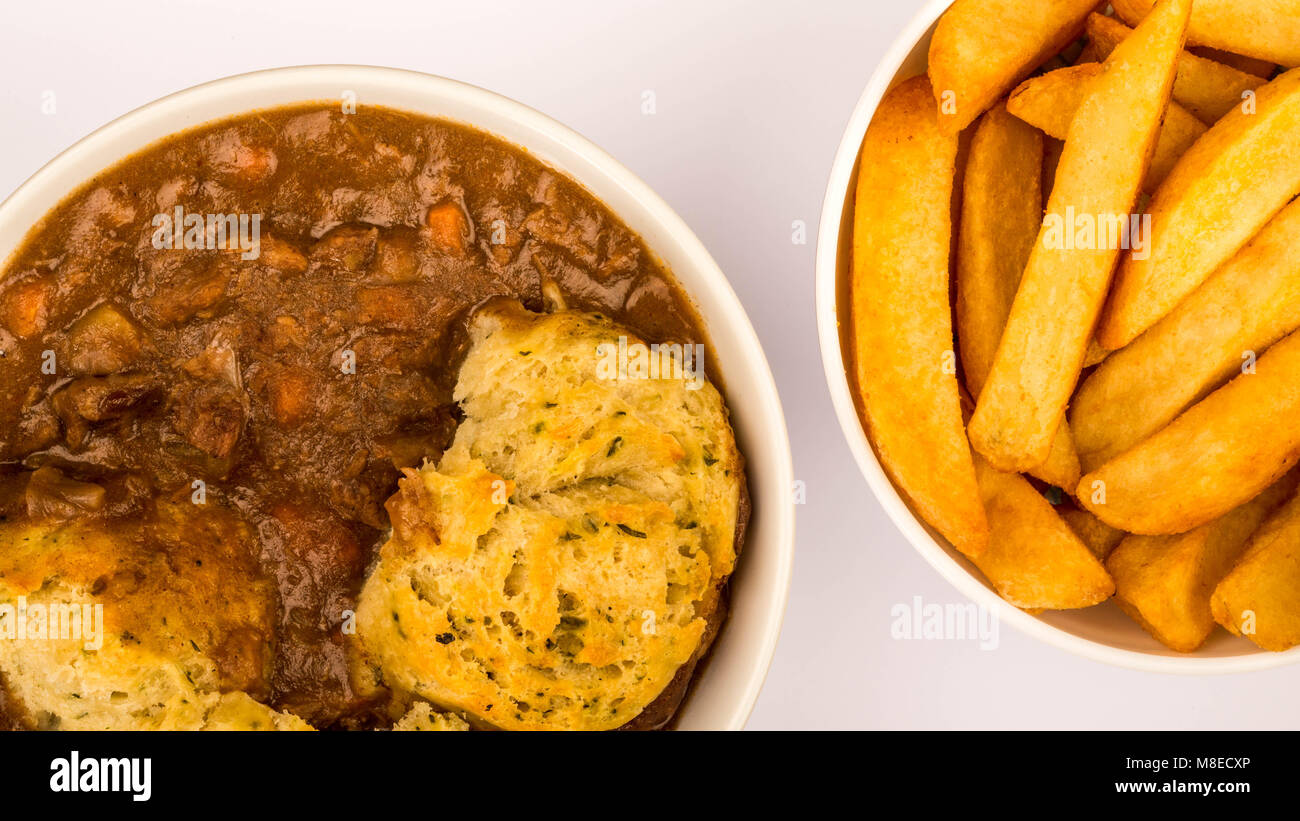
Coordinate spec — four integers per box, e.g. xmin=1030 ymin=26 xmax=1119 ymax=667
xmin=0 ymin=103 xmax=748 ymax=730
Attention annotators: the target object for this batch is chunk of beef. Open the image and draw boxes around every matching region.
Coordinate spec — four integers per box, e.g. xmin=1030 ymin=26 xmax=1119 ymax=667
xmin=24 ymin=466 xmax=106 ymax=520
xmin=60 ymin=303 xmax=144 ymax=375
xmin=172 ymin=341 xmax=248 ymax=463
xmin=309 ymin=224 xmax=377 ymax=273
xmin=52 ymin=373 xmax=162 ymax=449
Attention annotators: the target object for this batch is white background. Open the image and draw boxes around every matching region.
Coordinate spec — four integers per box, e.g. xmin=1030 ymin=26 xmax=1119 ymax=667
xmin=2 ymin=0 xmax=1294 ymax=730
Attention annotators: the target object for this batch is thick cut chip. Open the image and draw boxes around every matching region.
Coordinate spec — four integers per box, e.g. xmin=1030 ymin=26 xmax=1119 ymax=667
xmin=968 ymin=0 xmax=1190 ymax=471
xmin=1078 ymin=330 xmax=1300 ymax=535
xmin=1086 ymin=12 xmax=1263 ymax=123
xmin=1031 ymin=421 xmax=1083 ymax=493
xmin=851 ymin=75 xmax=987 ymax=557
xmin=1212 ymin=488 xmax=1300 ymax=651
xmin=1008 ymin=63 xmax=1207 ymax=191
xmin=1097 ymin=67 xmax=1300 ymax=349
xmin=1061 ymin=505 xmax=1126 ymax=561
xmin=956 ymin=104 xmax=1080 ymax=490
xmin=1189 ymin=46 xmax=1276 ymax=79
xmin=1072 ymin=198 xmax=1300 ymax=471
xmin=928 ymin=0 xmax=1099 ymax=134
xmin=957 ymin=105 xmax=1044 ymax=394
xmin=1082 ymin=338 xmax=1110 ymax=368
xmin=971 ymin=456 xmax=1114 ymax=610
xmin=1107 ymin=472 xmax=1297 ymax=652
xmin=1111 ymin=0 xmax=1300 ymax=68
xmin=1075 ymin=41 xmax=1103 ymax=65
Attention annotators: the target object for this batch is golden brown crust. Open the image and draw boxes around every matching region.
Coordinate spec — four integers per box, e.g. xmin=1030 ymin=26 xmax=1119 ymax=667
xmin=1098 ymin=67 xmax=1300 ymax=349
xmin=928 ymin=0 xmax=1098 ymax=134
xmin=1079 ymin=330 xmax=1300 ymax=535
xmin=354 ymin=304 xmax=743 ymax=730
xmin=969 ymin=0 xmax=1189 ymax=468
xmin=851 ymin=75 xmax=987 ymax=558
xmin=0 ymin=501 xmax=311 ymax=730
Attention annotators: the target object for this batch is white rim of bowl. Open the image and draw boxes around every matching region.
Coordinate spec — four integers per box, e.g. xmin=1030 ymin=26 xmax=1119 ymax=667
xmin=814 ymin=3 xmax=1300 ymax=674
xmin=0 ymin=65 xmax=796 ymax=724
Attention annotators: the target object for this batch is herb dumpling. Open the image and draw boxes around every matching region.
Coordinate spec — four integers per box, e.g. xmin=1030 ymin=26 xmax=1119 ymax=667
xmin=391 ymin=701 xmax=469 ymax=731
xmin=354 ymin=301 xmax=742 ymax=730
xmin=0 ymin=502 xmax=309 ymax=731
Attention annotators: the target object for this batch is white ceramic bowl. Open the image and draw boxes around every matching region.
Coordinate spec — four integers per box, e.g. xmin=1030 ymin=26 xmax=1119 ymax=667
xmin=0 ymin=66 xmax=795 ymax=726
xmin=815 ymin=1 xmax=1300 ymax=672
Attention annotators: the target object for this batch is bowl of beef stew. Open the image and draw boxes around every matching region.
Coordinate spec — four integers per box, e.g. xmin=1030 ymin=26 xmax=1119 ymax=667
xmin=0 ymin=66 xmax=793 ymax=730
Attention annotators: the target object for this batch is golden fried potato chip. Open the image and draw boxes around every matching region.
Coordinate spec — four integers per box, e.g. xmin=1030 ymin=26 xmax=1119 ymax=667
xmin=1085 ymin=12 xmax=1263 ymax=123
xmin=1008 ymin=63 xmax=1207 ymax=191
xmin=851 ymin=75 xmax=988 ymax=557
xmin=956 ymin=104 xmax=1080 ymax=490
xmin=1212 ymin=487 xmax=1300 ymax=651
xmin=1075 ymin=41 xmax=1103 ymax=65
xmin=957 ymin=104 xmax=1043 ymax=394
xmin=1188 ymin=46 xmax=1276 ymax=79
xmin=928 ymin=0 xmax=1099 ymax=134
xmin=971 ymin=456 xmax=1114 ymax=610
xmin=969 ymin=0 xmax=1190 ymax=472
xmin=1111 ymin=0 xmax=1300 ymax=67
xmin=1079 ymin=329 xmax=1300 ymax=535
xmin=1081 ymin=338 xmax=1110 ymax=368
xmin=1108 ymin=472 xmax=1297 ymax=652
xmin=1061 ymin=505 xmax=1126 ymax=561
xmin=1042 ymin=144 xmax=1099 ymax=399
xmin=1097 ymin=67 xmax=1300 ymax=349
xmin=1072 ymin=197 xmax=1300 ymax=471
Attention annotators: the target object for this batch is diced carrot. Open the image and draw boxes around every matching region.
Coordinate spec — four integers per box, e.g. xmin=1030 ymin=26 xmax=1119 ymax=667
xmin=425 ymin=201 xmax=467 ymax=255
xmin=1 ymin=276 xmax=54 ymax=338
